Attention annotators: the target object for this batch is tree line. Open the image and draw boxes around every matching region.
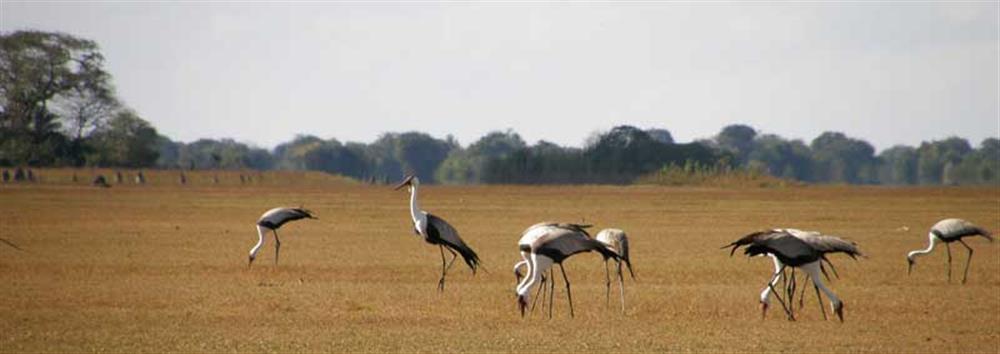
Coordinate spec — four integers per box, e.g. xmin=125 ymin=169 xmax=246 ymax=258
xmin=2 ymin=30 xmax=997 ymax=186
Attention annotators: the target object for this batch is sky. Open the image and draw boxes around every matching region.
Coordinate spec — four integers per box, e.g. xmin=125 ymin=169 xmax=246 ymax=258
xmin=2 ymin=1 xmax=998 ymax=151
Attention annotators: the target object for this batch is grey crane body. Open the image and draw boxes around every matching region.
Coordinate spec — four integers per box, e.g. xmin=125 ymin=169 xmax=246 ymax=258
xmin=907 ymin=218 xmax=993 ymax=284
xmin=595 ymin=228 xmax=635 ymax=314
xmin=248 ymin=207 xmax=317 ymax=267
xmin=516 ymin=223 xmax=620 ymax=318
xmin=724 ymin=229 xmax=862 ymax=322
xmin=394 ymin=175 xmax=480 ymax=291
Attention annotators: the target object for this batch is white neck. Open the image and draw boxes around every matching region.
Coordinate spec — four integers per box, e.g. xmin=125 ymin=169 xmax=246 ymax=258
xmin=518 ymin=254 xmax=553 ymax=298
xmin=907 ymin=232 xmax=938 ymax=260
xmin=250 ymin=225 xmax=268 ymax=257
xmin=514 ymin=255 xmax=531 ymax=294
xmin=408 ymin=184 xmax=422 ymax=222
xmin=760 ymin=255 xmax=784 ymax=303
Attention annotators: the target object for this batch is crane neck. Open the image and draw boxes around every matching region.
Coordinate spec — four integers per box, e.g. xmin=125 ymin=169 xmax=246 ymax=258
xmin=408 ymin=184 xmax=422 ymax=222
xmin=518 ymin=254 xmax=552 ymax=298
xmin=907 ymin=233 xmax=938 ymax=259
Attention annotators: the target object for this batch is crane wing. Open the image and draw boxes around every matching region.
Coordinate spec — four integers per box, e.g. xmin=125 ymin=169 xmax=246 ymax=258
xmin=533 ymin=227 xmax=618 ymax=262
xmin=724 ymin=230 xmax=816 ymax=262
xmin=258 ymin=207 xmax=316 ymax=228
xmin=933 ymin=218 xmax=994 ymax=242
xmin=426 ymin=213 xmax=480 ymax=272
xmin=787 ymin=230 xmax=864 ymax=259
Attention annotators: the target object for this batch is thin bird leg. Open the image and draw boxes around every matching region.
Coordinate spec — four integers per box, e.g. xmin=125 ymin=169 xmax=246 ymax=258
xmin=617 ymin=260 xmax=626 ymax=314
xmin=558 ymin=263 xmax=575 ymax=318
xmin=765 ymin=266 xmax=794 ymax=321
xmin=604 ymin=259 xmax=611 ymax=307
xmin=273 ymin=229 xmax=281 ymax=266
xmin=530 ymin=274 xmax=546 ymax=313
xmin=438 ymin=245 xmax=448 ymax=291
xmin=785 ymin=268 xmax=796 ymax=315
xmin=813 ymin=281 xmax=828 ymax=320
xmin=821 ymin=256 xmax=839 ymax=279
xmin=945 ymin=242 xmax=953 ymax=283
xmin=548 ymin=269 xmax=555 ymax=319
xmin=444 ymin=247 xmax=459 ymax=273
xmin=958 ymin=239 xmax=974 ymax=284
xmin=799 ymin=273 xmax=808 ymax=309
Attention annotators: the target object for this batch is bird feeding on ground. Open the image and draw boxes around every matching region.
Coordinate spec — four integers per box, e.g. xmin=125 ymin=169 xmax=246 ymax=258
xmin=907 ymin=218 xmax=993 ymax=284
xmin=595 ymin=228 xmax=635 ymax=314
xmin=515 ymin=222 xmax=619 ymax=318
xmin=394 ymin=175 xmax=481 ymax=291
xmin=248 ymin=207 xmax=317 ymax=267
xmin=723 ymin=228 xmax=863 ymax=322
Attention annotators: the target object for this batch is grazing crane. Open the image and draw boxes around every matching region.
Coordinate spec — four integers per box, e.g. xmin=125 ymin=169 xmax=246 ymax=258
xmin=248 ymin=207 xmax=317 ymax=267
xmin=907 ymin=218 xmax=994 ymax=284
xmin=394 ymin=175 xmax=480 ymax=291
xmin=515 ymin=222 xmax=619 ymax=318
xmin=595 ymin=228 xmax=635 ymax=314
xmin=723 ymin=229 xmax=862 ymax=322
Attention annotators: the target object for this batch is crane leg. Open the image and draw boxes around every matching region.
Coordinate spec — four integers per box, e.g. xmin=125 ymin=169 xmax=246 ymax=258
xmin=945 ymin=242 xmax=953 ymax=283
xmin=617 ymin=260 xmax=626 ymax=314
xmin=958 ymin=239 xmax=974 ymax=284
xmin=799 ymin=273 xmax=808 ymax=310
xmin=437 ymin=245 xmax=447 ymax=291
xmin=273 ymin=230 xmax=281 ymax=266
xmin=814 ymin=282 xmax=827 ymax=320
xmin=604 ymin=259 xmax=611 ymax=307
xmin=558 ymin=263 xmax=574 ymax=318
xmin=548 ymin=269 xmax=555 ymax=319
xmin=766 ymin=265 xmax=794 ymax=321
xmin=530 ymin=274 xmax=546 ymax=313
xmin=444 ymin=247 xmax=458 ymax=273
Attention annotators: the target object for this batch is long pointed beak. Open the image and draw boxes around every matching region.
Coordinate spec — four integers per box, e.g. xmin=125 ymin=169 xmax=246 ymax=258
xmin=760 ymin=302 xmax=768 ymax=320
xmin=907 ymin=259 xmax=914 ymax=275
xmin=248 ymin=256 xmax=254 ymax=269
xmin=835 ymin=303 xmax=844 ymax=323
xmin=392 ymin=176 xmax=413 ymax=190
xmin=517 ymin=296 xmax=527 ymax=317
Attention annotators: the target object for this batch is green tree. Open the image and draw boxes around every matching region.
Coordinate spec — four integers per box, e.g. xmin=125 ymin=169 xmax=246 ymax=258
xmin=86 ymin=110 xmax=159 ymax=167
xmin=0 ymin=30 xmax=116 ymax=165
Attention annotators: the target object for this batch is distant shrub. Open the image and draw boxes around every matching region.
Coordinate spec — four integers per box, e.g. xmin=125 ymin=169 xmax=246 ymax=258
xmin=634 ymin=161 xmax=799 ymax=188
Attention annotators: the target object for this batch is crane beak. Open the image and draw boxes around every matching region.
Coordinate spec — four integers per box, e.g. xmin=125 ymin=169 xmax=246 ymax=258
xmin=392 ymin=175 xmax=414 ymax=190
xmin=907 ymin=258 xmax=914 ymax=275
xmin=834 ymin=302 xmax=844 ymax=323
xmin=248 ymin=255 xmax=255 ymax=268
xmin=517 ymin=295 xmax=528 ymax=317
xmin=760 ymin=302 xmax=768 ymax=320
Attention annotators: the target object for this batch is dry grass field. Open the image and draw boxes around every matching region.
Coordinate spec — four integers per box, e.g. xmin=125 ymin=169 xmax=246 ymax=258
xmin=0 ymin=171 xmax=997 ymax=353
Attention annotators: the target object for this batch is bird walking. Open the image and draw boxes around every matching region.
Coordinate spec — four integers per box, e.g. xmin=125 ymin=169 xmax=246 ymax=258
xmin=595 ymin=228 xmax=635 ymax=314
xmin=249 ymin=207 xmax=317 ymax=267
xmin=723 ymin=229 xmax=862 ymax=322
xmin=907 ymin=218 xmax=993 ymax=284
xmin=515 ymin=222 xmax=619 ymax=318
xmin=394 ymin=175 xmax=480 ymax=291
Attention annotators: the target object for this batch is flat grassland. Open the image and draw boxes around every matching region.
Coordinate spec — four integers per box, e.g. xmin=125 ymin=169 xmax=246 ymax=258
xmin=1 ymin=173 xmax=997 ymax=352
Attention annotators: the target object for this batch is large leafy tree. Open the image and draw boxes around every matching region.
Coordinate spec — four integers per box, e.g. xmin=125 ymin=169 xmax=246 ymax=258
xmin=86 ymin=110 xmax=159 ymax=167
xmin=0 ymin=30 xmax=117 ymax=165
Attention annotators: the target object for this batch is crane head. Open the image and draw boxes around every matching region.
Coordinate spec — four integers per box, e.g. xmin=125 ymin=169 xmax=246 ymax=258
xmin=760 ymin=301 xmax=768 ymax=320
xmin=517 ymin=294 xmax=528 ymax=317
xmin=392 ymin=175 xmax=417 ymax=190
xmin=834 ymin=302 xmax=845 ymax=323
xmin=906 ymin=257 xmax=915 ymax=275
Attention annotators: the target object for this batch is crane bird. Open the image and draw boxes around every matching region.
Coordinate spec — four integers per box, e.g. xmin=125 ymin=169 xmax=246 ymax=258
xmin=248 ymin=207 xmax=317 ymax=267
xmin=515 ymin=222 xmax=620 ymax=318
xmin=723 ymin=229 xmax=863 ymax=322
xmin=907 ymin=218 xmax=994 ymax=284
xmin=595 ymin=228 xmax=635 ymax=314
xmin=394 ymin=175 xmax=480 ymax=291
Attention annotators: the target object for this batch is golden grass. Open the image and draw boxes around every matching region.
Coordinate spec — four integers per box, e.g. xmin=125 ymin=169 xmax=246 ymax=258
xmin=0 ymin=180 xmax=997 ymax=352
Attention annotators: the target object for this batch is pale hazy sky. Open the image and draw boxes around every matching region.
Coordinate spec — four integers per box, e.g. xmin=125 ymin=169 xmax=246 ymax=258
xmin=2 ymin=1 xmax=998 ymax=151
